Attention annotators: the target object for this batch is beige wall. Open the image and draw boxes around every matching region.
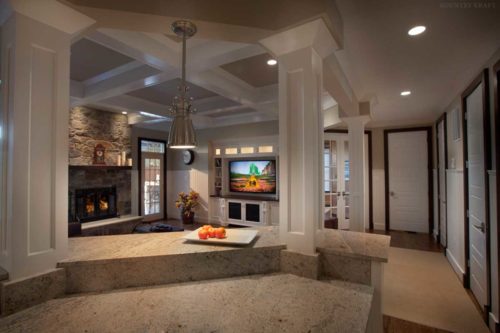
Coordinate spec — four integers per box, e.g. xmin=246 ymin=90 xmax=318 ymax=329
xmin=168 ymin=120 xmax=278 ymax=221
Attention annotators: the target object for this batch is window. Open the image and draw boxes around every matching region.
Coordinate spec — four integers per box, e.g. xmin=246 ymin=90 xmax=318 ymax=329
xmin=215 ymin=148 xmax=221 ymax=156
xmin=141 ymin=140 xmax=165 ymax=153
xmin=240 ymin=147 xmax=255 ymax=154
xmin=258 ymin=145 xmax=273 ymax=153
xmin=225 ymin=147 xmax=238 ymax=155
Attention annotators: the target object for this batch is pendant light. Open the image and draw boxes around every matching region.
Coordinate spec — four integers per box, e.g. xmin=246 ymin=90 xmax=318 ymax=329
xmin=167 ymin=20 xmax=197 ymax=149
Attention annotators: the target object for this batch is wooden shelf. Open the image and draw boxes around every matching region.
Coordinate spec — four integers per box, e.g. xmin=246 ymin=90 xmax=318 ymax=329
xmin=69 ymin=165 xmax=132 ymax=170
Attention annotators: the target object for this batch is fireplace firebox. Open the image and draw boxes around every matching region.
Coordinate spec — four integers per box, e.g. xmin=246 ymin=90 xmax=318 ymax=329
xmin=74 ymin=186 xmax=117 ymax=222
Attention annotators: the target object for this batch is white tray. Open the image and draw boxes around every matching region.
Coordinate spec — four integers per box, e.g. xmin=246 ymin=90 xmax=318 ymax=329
xmin=182 ymin=228 xmax=258 ymax=245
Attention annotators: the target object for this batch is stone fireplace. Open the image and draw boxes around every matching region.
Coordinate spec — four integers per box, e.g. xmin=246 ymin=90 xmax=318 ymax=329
xmin=68 ymin=107 xmax=133 ymax=223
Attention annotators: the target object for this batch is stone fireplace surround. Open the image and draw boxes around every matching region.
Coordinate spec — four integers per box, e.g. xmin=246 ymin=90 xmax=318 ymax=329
xmin=68 ymin=107 xmax=132 ymax=221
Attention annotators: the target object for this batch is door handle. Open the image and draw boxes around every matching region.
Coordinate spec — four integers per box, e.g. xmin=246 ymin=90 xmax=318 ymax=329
xmin=390 ymin=191 xmax=395 ymax=197
xmin=472 ymin=223 xmax=485 ymax=233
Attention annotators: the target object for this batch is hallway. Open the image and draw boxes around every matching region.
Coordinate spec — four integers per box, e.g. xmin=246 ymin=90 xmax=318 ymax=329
xmin=383 ymin=246 xmax=489 ymax=333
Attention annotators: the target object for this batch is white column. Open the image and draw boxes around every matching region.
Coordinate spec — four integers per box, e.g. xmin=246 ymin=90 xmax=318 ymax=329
xmin=260 ymin=20 xmax=338 ymax=255
xmin=343 ymin=115 xmax=370 ymax=232
xmin=0 ymin=13 xmax=71 ymax=279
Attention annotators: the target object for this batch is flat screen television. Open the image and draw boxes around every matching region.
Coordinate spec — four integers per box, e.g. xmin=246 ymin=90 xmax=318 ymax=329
xmin=229 ymin=160 xmax=276 ymax=194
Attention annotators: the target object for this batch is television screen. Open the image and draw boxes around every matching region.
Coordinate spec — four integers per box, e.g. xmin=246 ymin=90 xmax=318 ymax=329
xmin=229 ymin=160 xmax=276 ymax=193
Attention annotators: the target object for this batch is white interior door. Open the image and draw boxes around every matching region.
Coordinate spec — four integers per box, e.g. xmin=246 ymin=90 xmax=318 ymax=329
xmin=324 ymin=133 xmax=368 ymax=230
xmin=465 ymin=83 xmax=488 ymax=308
xmin=140 ymin=140 xmax=166 ymax=222
xmin=438 ymin=120 xmax=447 ymax=246
xmin=388 ymin=131 xmax=429 ymax=233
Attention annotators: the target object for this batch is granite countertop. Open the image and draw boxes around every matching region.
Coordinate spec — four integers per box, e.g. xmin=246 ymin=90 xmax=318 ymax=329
xmin=316 ymin=229 xmax=390 ymax=262
xmin=0 ymin=274 xmax=373 ymax=333
xmin=60 ymin=226 xmax=284 ymax=264
xmin=61 ymin=226 xmax=389 ymax=264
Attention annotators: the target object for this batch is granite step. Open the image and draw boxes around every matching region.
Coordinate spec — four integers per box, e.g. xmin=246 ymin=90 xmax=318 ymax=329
xmin=0 ymin=274 xmax=374 ymax=333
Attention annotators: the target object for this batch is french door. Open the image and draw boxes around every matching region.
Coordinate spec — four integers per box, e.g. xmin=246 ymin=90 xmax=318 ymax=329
xmin=324 ymin=132 xmax=370 ymax=230
xmin=324 ymin=134 xmax=350 ymax=229
xmin=140 ymin=139 xmax=166 ymax=222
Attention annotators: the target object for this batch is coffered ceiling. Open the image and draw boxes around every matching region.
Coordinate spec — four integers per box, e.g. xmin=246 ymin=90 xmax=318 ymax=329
xmin=66 ymin=0 xmax=500 ymax=130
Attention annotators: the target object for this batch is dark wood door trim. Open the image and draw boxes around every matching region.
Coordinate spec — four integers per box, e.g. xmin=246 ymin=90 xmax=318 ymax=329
xmin=137 ymin=137 xmax=168 ymax=221
xmin=493 ymin=58 xmax=500 ymax=329
xmin=324 ymin=129 xmax=374 ymax=229
xmin=435 ymin=113 xmax=448 ymax=248
xmin=461 ymin=68 xmax=491 ymax=321
xmin=384 ymin=127 xmax=433 ymax=232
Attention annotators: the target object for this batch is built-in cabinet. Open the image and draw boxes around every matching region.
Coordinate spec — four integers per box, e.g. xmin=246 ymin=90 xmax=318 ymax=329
xmin=208 ymin=136 xmax=279 ymax=227
xmin=209 ymin=197 xmax=279 ymax=227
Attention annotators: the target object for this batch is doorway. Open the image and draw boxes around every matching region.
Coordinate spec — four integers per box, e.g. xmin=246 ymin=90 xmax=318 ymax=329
xmin=436 ymin=115 xmax=448 ymax=247
xmin=138 ymin=139 xmax=166 ymax=222
xmin=461 ymin=69 xmax=491 ymax=313
xmin=323 ymin=131 xmax=371 ymax=230
xmin=384 ymin=128 xmax=433 ymax=233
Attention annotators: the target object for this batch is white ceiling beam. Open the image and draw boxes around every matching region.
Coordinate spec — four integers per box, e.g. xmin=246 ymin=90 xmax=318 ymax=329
xmin=86 ymin=30 xmax=172 ymax=71
xmin=82 ymin=60 xmax=145 ymax=86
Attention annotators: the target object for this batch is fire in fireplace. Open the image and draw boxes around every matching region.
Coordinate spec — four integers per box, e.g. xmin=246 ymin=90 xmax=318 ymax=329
xmin=74 ymin=186 xmax=117 ymax=222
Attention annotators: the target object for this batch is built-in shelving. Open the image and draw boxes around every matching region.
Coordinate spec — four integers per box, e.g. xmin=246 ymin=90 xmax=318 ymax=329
xmin=214 ymin=158 xmax=222 ymax=195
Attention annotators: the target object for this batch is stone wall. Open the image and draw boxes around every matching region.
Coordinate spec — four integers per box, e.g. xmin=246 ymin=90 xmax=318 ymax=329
xmin=69 ymin=106 xmax=131 ymax=165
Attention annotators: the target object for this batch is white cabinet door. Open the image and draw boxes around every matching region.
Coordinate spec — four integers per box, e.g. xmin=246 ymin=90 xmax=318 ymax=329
xmin=388 ymin=131 xmax=429 ymax=233
xmin=465 ymin=82 xmax=488 ymax=308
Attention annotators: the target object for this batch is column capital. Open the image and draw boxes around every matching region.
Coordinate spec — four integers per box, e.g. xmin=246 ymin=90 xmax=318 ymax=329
xmin=259 ymin=18 xmax=339 ymax=59
xmin=341 ymin=114 xmax=371 ymax=126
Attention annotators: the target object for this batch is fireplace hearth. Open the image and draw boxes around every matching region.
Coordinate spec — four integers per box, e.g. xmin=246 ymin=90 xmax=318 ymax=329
xmin=73 ymin=186 xmax=118 ymax=222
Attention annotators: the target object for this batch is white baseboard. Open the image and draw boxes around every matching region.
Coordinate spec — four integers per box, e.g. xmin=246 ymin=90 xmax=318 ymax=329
xmin=446 ymin=249 xmax=465 ymax=283
xmin=489 ymin=312 xmax=499 ymax=332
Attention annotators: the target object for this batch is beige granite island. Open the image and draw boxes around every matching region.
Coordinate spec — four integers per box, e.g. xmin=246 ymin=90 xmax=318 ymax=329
xmin=1 ymin=226 xmax=390 ymax=332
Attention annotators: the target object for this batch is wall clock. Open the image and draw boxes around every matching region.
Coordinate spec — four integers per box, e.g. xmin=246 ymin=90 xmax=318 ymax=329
xmin=183 ymin=150 xmax=194 ymax=165
xmin=93 ymin=144 xmax=106 ymax=165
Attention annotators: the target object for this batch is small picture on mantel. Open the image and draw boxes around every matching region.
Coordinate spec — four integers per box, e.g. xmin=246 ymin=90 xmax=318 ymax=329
xmin=93 ymin=144 xmax=106 ymax=165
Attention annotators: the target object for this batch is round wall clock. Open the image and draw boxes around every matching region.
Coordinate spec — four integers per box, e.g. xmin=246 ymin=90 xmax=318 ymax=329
xmin=183 ymin=150 xmax=194 ymax=165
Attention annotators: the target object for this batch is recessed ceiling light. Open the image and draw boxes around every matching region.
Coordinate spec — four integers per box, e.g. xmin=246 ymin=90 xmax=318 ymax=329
xmin=267 ymin=59 xmax=277 ymax=66
xmin=401 ymin=91 xmax=411 ymax=96
xmin=408 ymin=26 xmax=426 ymax=36
xmin=122 ymin=111 xmax=128 ymax=115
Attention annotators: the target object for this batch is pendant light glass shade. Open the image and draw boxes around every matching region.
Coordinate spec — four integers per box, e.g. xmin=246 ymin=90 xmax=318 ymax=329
xmin=167 ymin=115 xmax=197 ymax=149
xmin=167 ymin=20 xmax=198 ymax=149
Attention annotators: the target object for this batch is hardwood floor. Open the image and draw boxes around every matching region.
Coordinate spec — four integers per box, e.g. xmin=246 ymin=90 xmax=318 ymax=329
xmin=368 ymin=229 xmax=444 ymax=252
xmin=383 ymin=316 xmax=452 ymax=333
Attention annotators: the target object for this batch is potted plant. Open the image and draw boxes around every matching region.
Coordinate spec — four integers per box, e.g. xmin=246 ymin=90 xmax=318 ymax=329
xmin=175 ymin=190 xmax=199 ymax=224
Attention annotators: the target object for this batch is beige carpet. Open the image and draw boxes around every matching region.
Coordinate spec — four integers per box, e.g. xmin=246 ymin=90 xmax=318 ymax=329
xmin=383 ymin=247 xmax=489 ymax=333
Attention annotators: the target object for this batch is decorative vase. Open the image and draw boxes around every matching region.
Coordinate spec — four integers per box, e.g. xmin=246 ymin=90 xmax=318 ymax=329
xmin=181 ymin=210 xmax=195 ymax=224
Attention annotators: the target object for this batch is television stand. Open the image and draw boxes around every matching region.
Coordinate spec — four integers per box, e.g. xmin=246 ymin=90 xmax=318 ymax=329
xmin=208 ymin=196 xmax=279 ymax=227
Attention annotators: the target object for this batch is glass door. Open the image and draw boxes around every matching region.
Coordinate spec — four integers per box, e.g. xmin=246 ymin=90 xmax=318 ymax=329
xmin=324 ymin=133 xmax=350 ymax=229
xmin=140 ymin=140 xmax=166 ymax=221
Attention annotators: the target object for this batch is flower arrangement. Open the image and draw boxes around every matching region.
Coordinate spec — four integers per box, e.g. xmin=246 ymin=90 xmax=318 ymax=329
xmin=175 ymin=190 xmax=199 ymax=217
